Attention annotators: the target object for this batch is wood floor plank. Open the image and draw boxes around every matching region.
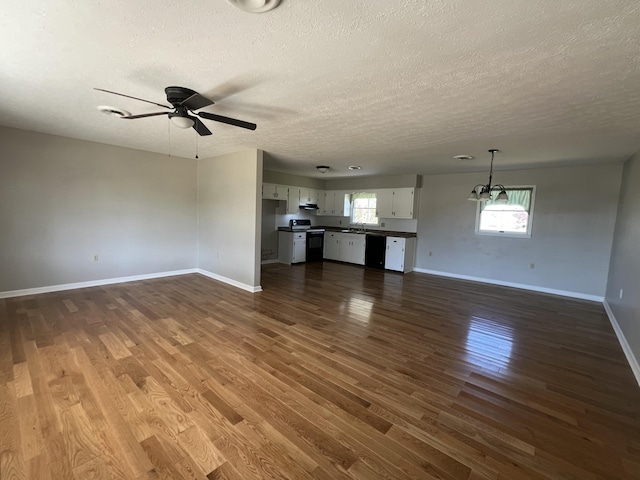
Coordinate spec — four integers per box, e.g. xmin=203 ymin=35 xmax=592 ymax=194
xmin=1 ymin=266 xmax=639 ymax=479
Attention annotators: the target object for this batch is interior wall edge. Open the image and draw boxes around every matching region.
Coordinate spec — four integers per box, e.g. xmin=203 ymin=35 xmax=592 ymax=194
xmin=197 ymin=268 xmax=262 ymax=293
xmin=603 ymin=300 xmax=640 ymax=387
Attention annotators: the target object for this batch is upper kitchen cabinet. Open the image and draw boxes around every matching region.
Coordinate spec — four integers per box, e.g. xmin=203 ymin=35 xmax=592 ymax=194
xmin=298 ymin=188 xmax=319 ymax=205
xmin=376 ymin=188 xmax=416 ymax=219
xmin=262 ymin=183 xmax=288 ymax=200
xmin=319 ymin=191 xmax=349 ymax=217
xmin=286 ymin=187 xmax=301 ymax=214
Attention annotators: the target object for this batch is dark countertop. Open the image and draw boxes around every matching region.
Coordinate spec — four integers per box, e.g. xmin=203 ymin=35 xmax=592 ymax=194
xmin=320 ymin=226 xmax=417 ymax=238
xmin=277 ymin=226 xmax=417 ymax=238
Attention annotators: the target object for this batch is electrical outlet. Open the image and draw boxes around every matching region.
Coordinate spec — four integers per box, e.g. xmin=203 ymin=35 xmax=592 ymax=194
xmin=339 ymin=220 xmax=342 ymax=225
xmin=381 ymin=222 xmax=385 ymax=227
xmin=93 ymin=254 xmax=99 ymax=262
xmin=529 ymin=263 xmax=535 ymax=270
xmin=619 ymin=289 xmax=624 ymax=299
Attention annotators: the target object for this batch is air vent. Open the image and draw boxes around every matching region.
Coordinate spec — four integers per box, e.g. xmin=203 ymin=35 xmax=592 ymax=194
xmin=97 ymin=105 xmax=130 ymax=118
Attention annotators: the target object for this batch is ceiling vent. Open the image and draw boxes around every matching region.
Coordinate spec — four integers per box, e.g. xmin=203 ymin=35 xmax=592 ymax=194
xmin=97 ymin=106 xmax=130 ymax=118
xmin=226 ymin=0 xmax=281 ymax=13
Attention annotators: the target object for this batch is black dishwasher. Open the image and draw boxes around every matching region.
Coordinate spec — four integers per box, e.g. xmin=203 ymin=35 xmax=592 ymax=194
xmin=365 ymin=234 xmax=386 ymax=269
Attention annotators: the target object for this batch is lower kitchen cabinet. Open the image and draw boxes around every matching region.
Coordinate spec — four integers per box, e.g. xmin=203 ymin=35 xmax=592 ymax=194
xmin=323 ymin=232 xmax=365 ymax=265
xmin=323 ymin=232 xmax=341 ymax=260
xmin=278 ymin=231 xmax=307 ymax=264
xmin=385 ymin=236 xmax=416 ymax=273
xmin=341 ymin=234 xmax=366 ymax=265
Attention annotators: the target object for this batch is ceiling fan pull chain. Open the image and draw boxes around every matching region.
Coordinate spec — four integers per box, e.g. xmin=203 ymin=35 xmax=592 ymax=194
xmin=195 ymin=130 xmax=199 ymax=159
xmin=168 ymin=117 xmax=172 ymax=157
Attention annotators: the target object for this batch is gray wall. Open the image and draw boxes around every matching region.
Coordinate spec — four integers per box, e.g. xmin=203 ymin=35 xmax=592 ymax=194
xmin=605 ymin=151 xmax=640 ymax=366
xmin=198 ymin=149 xmax=263 ymax=289
xmin=416 ymin=163 xmax=622 ymax=297
xmin=325 ymin=174 xmax=419 ymax=191
xmin=261 ymin=199 xmax=279 ymax=261
xmin=263 ymin=170 xmax=325 ymax=189
xmin=0 ymin=127 xmax=197 ymax=292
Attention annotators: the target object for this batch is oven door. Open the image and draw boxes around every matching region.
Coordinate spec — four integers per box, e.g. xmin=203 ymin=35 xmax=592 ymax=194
xmin=306 ymin=232 xmax=324 ymax=262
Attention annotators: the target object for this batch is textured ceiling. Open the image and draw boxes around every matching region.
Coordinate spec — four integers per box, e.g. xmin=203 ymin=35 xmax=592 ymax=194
xmin=1 ymin=0 xmax=639 ymax=178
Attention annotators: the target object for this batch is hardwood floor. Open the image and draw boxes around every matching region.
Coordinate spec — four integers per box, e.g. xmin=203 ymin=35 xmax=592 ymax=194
xmin=1 ymin=262 xmax=639 ymax=480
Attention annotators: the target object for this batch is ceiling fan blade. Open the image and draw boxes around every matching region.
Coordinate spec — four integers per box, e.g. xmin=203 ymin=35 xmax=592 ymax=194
xmin=197 ymin=111 xmax=257 ymax=130
xmin=193 ymin=118 xmax=212 ymax=136
xmin=94 ymin=88 xmax=172 ymax=109
xmin=181 ymin=93 xmax=214 ymax=111
xmin=121 ymin=112 xmax=170 ymax=119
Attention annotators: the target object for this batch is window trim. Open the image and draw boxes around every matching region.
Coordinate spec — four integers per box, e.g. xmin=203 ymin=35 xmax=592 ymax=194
xmin=350 ymin=192 xmax=379 ymax=226
xmin=474 ymin=185 xmax=536 ymax=238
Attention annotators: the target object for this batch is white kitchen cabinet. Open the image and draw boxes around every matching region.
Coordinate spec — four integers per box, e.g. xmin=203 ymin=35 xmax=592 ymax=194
xmin=385 ymin=236 xmax=416 ymax=273
xmin=278 ymin=231 xmax=307 ymax=264
xmin=392 ymin=188 xmax=415 ymax=218
xmin=298 ymin=188 xmax=320 ymax=205
xmin=323 ymin=232 xmax=341 ymax=260
xmin=286 ymin=187 xmax=300 ymax=214
xmin=376 ymin=188 xmax=415 ymax=219
xmin=376 ymin=189 xmax=394 ymax=218
xmin=340 ymin=234 xmax=366 ymax=265
xmin=262 ymin=183 xmax=288 ymax=200
xmin=320 ymin=191 xmax=349 ymax=217
xmin=323 ymin=232 xmax=365 ymax=265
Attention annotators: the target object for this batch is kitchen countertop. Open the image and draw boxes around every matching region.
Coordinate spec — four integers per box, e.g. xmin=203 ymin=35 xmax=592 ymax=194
xmin=277 ymin=226 xmax=417 ymax=237
xmin=320 ymin=226 xmax=417 ymax=238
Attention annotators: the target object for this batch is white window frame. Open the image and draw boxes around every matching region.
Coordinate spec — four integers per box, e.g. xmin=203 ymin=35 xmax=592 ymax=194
xmin=350 ymin=192 xmax=379 ymax=226
xmin=475 ymin=185 xmax=536 ymax=238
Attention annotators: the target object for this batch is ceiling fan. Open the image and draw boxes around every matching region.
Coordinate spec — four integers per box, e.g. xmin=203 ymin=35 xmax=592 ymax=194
xmin=94 ymin=86 xmax=257 ymax=136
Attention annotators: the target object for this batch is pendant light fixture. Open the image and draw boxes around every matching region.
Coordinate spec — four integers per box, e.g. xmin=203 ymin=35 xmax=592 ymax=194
xmin=467 ymin=149 xmax=509 ymax=203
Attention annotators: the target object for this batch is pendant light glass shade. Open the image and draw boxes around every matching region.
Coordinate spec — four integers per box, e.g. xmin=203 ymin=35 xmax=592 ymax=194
xmin=494 ymin=190 xmax=509 ymax=203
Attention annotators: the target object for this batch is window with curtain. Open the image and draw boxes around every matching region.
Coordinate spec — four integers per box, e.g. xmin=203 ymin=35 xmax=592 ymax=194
xmin=351 ymin=192 xmax=378 ymax=225
xmin=475 ymin=186 xmax=536 ymax=237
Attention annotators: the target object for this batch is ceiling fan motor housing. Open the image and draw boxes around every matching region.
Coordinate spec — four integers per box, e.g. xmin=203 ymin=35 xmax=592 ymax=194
xmin=165 ymin=86 xmax=198 ymax=108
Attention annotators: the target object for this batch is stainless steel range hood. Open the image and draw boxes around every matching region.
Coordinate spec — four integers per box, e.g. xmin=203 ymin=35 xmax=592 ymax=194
xmin=300 ymin=203 xmax=320 ymax=210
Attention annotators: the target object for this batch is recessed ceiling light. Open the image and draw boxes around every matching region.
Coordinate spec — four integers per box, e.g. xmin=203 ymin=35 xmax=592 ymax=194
xmin=97 ymin=105 xmax=130 ymax=118
xmin=453 ymin=154 xmax=474 ymax=161
xmin=348 ymin=165 xmax=362 ymax=170
xmin=226 ymin=0 xmax=281 ymax=13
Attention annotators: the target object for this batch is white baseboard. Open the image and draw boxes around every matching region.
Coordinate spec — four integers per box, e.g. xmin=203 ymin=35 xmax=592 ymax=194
xmin=261 ymin=259 xmax=279 ymax=265
xmin=197 ymin=269 xmax=262 ymax=293
xmin=603 ymin=300 xmax=640 ymax=387
xmin=0 ymin=269 xmax=199 ymax=299
xmin=412 ymin=268 xmax=604 ymax=302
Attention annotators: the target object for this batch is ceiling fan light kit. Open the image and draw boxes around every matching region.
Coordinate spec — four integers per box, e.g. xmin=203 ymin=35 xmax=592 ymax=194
xmin=467 ymin=149 xmax=509 ymax=203
xmin=94 ymin=86 xmax=257 ymax=136
xmin=226 ymin=0 xmax=281 ymax=13
xmin=169 ymin=115 xmax=195 ymax=129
